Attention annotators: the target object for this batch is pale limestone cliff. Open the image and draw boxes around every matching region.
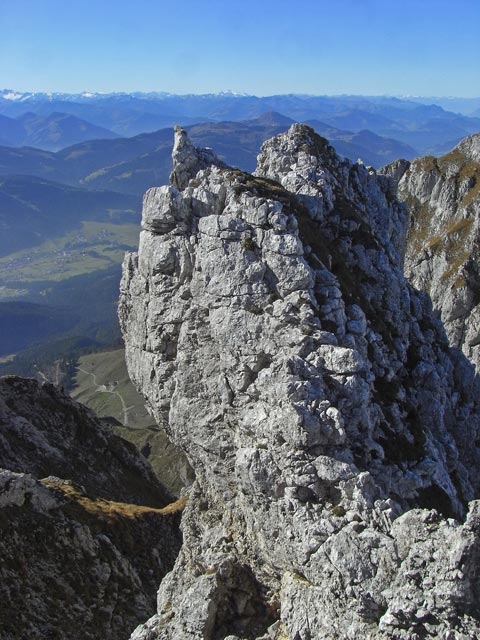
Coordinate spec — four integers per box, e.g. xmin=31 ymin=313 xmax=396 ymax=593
xmin=120 ymin=125 xmax=480 ymax=639
xmin=381 ymin=133 xmax=480 ymax=370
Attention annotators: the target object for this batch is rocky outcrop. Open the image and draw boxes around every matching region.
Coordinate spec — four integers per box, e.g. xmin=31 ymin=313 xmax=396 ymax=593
xmin=120 ymin=125 xmax=480 ymax=639
xmin=0 ymin=471 xmax=184 ymax=640
xmin=0 ymin=375 xmax=173 ymax=505
xmin=0 ymin=376 xmax=183 ymax=639
xmin=381 ymin=133 xmax=480 ymax=370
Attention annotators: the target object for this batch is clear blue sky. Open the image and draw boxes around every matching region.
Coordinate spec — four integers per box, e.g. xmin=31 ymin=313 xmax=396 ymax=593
xmin=1 ymin=0 xmax=479 ymax=96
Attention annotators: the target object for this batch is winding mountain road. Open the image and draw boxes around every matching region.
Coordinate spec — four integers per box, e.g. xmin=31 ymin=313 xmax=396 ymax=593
xmin=77 ymin=366 xmax=134 ymax=426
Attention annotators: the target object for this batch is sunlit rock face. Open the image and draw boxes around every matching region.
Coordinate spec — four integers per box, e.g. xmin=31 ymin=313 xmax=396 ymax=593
xmin=120 ymin=125 xmax=480 ymax=639
xmin=381 ymin=133 xmax=480 ymax=372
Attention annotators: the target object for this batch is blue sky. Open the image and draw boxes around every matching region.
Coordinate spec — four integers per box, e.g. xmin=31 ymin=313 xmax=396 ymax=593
xmin=1 ymin=0 xmax=479 ymax=96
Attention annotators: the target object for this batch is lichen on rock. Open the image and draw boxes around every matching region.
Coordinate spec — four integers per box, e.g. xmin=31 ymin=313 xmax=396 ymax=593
xmin=120 ymin=125 xmax=480 ymax=639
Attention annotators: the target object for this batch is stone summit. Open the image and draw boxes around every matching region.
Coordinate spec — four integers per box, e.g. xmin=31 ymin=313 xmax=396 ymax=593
xmin=118 ymin=125 xmax=480 ymax=639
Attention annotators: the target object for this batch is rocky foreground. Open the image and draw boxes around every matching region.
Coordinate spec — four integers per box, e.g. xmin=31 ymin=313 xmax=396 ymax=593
xmin=0 ymin=377 xmax=183 ymax=640
xmin=120 ymin=125 xmax=480 ymax=639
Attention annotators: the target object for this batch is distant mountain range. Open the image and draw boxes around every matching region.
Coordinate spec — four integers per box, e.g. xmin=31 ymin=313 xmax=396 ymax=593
xmin=404 ymin=96 xmax=480 ymax=115
xmin=0 ymin=112 xmax=422 ymax=205
xmin=0 ymin=111 xmax=118 ymax=150
xmin=1 ymin=90 xmax=479 ymax=155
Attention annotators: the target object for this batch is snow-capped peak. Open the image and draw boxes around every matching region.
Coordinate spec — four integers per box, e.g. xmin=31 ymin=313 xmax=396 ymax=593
xmin=1 ymin=91 xmax=28 ymax=101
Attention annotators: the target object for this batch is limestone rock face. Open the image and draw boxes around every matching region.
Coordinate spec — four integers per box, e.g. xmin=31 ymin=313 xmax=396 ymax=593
xmin=0 ymin=376 xmax=183 ymax=640
xmin=380 ymin=133 xmax=480 ymax=370
xmin=120 ymin=126 xmax=480 ymax=639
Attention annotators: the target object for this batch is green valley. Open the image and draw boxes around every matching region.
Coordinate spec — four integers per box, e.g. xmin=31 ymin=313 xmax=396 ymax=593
xmin=71 ymin=348 xmax=193 ymax=496
xmin=0 ymin=220 xmax=140 ymax=288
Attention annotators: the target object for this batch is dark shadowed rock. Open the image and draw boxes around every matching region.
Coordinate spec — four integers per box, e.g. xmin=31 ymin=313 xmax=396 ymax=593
xmin=0 ymin=376 xmax=184 ymax=640
xmin=0 ymin=470 xmax=184 ymax=640
xmin=0 ymin=376 xmax=172 ymax=506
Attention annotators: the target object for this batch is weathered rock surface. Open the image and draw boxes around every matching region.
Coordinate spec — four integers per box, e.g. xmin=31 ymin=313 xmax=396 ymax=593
xmin=120 ymin=125 xmax=480 ymax=639
xmin=0 ymin=470 xmax=184 ymax=640
xmin=381 ymin=133 xmax=480 ymax=371
xmin=0 ymin=376 xmax=183 ymax=640
xmin=0 ymin=375 xmax=172 ymax=505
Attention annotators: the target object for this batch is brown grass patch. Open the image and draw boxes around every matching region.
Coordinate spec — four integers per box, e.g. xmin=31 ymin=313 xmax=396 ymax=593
xmin=41 ymin=478 xmax=188 ymax=521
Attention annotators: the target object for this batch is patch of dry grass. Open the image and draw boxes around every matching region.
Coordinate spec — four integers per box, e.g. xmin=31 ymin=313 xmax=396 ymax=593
xmin=41 ymin=478 xmax=188 ymax=521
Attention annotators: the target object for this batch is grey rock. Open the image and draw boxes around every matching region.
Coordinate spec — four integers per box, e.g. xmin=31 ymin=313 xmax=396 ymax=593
xmin=120 ymin=126 xmax=480 ymax=639
xmin=380 ymin=133 xmax=480 ymax=371
xmin=0 ymin=469 xmax=183 ymax=640
xmin=170 ymin=125 xmax=226 ymax=191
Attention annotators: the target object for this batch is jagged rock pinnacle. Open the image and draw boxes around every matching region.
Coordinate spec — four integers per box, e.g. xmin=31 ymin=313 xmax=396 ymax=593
xmin=255 ymin=123 xmax=337 ymax=186
xmin=169 ymin=125 xmax=225 ymax=191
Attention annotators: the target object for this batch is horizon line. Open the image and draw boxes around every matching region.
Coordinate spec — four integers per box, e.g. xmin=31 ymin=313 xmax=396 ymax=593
xmin=2 ymin=89 xmax=480 ymax=101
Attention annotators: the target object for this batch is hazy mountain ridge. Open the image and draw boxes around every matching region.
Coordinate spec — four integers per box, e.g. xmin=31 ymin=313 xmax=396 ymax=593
xmin=0 ymin=174 xmax=140 ymax=256
xmin=0 ymin=301 xmax=79 ymax=356
xmin=1 ymin=90 xmax=478 ymax=153
xmin=0 ymin=110 xmax=118 ymax=150
xmin=405 ymin=95 xmax=480 ymax=115
xmin=0 ymin=113 xmax=427 ymax=201
xmin=0 ymin=265 xmax=126 ymax=387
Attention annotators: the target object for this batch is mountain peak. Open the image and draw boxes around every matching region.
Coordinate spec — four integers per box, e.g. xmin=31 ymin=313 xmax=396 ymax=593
xmin=256 ymin=123 xmax=336 ymax=175
xmin=251 ymin=110 xmax=295 ymax=126
xmin=170 ymin=125 xmax=225 ymax=190
xmin=120 ymin=126 xmax=480 ymax=639
xmin=254 ymin=124 xmax=344 ymax=220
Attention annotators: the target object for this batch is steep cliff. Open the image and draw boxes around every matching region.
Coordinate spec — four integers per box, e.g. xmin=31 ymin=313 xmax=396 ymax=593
xmin=0 ymin=377 xmax=183 ymax=640
xmin=381 ymin=133 xmax=480 ymax=370
xmin=120 ymin=125 xmax=480 ymax=639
